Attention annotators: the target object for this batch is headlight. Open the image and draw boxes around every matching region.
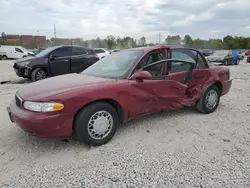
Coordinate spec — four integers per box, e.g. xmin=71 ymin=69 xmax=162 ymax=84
xmin=23 ymin=101 xmax=64 ymax=112
xmin=19 ymin=61 xmax=30 ymax=66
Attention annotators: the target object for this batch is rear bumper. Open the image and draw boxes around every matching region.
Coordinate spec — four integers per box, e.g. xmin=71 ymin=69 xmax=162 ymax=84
xmin=221 ymin=79 xmax=232 ymax=96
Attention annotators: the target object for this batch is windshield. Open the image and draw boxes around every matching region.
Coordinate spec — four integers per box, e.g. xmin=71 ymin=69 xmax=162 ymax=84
xmin=35 ymin=46 xmax=58 ymax=57
xmin=212 ymin=50 xmax=229 ymax=56
xmin=82 ymin=50 xmax=144 ymax=78
xmin=20 ymin=47 xmax=29 ymax=52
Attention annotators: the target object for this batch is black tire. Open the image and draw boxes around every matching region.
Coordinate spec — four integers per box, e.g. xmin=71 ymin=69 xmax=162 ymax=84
xmin=31 ymin=68 xmax=47 ymax=82
xmin=74 ymin=102 xmax=119 ymax=146
xmin=225 ymin=59 xmax=228 ymax=65
xmin=196 ymin=85 xmax=221 ymax=114
xmin=247 ymin=57 xmax=250 ymax=63
xmin=2 ymin=55 xmax=7 ymax=60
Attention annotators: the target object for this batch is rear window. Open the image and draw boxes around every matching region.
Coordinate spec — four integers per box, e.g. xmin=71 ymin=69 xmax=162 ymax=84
xmin=72 ymin=47 xmax=87 ymax=56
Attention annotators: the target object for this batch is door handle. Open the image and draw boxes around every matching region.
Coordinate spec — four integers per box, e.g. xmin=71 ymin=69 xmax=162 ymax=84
xmin=63 ymin=60 xmax=69 ymax=62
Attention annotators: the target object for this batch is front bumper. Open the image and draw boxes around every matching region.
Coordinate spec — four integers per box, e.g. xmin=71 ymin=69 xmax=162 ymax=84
xmin=8 ymin=99 xmax=73 ymax=138
xmin=13 ymin=64 xmax=32 ymax=78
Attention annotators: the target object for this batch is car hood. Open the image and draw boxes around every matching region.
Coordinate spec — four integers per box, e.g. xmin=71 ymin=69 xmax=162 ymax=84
xmin=17 ymin=73 xmax=115 ymax=100
xmin=207 ymin=55 xmax=226 ymax=61
xmin=14 ymin=56 xmax=39 ymax=64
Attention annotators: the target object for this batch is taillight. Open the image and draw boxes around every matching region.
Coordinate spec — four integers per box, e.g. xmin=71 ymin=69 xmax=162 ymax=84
xmin=95 ymin=55 xmax=99 ymax=60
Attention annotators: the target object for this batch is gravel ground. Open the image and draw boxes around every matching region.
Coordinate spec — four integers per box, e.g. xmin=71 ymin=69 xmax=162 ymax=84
xmin=0 ymin=59 xmax=250 ymax=187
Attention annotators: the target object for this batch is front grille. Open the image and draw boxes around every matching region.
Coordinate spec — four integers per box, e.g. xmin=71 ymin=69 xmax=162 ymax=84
xmin=15 ymin=94 xmax=22 ymax=107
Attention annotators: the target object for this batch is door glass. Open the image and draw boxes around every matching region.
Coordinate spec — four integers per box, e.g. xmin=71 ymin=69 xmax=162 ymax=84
xmin=169 ymin=49 xmax=196 ymax=73
xmin=134 ymin=50 xmax=165 ymax=74
xmin=15 ymin=48 xmax=23 ymax=53
xmin=143 ymin=61 xmax=165 ymax=79
xmin=168 ymin=61 xmax=192 ymax=73
xmin=196 ymin=53 xmax=207 ymax=69
xmin=51 ymin=47 xmax=72 ymax=57
xmin=72 ymin=47 xmax=87 ymax=56
xmin=94 ymin=49 xmax=105 ymax=54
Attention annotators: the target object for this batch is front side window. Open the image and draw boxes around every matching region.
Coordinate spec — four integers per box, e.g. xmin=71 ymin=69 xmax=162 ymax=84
xmin=82 ymin=50 xmax=144 ymax=78
xmin=15 ymin=48 xmax=23 ymax=53
xmin=35 ymin=46 xmax=58 ymax=57
xmin=50 ymin=47 xmax=72 ymax=57
xmin=143 ymin=61 xmax=166 ymax=79
xmin=133 ymin=50 xmax=165 ymax=74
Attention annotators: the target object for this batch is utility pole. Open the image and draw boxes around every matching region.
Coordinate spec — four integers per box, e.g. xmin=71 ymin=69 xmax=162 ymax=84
xmin=54 ymin=24 xmax=56 ymax=38
xmin=158 ymin=32 xmax=162 ymax=44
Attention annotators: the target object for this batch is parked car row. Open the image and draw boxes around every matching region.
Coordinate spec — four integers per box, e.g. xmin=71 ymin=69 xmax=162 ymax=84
xmin=7 ymin=45 xmax=232 ymax=146
xmin=207 ymin=50 xmax=237 ymax=65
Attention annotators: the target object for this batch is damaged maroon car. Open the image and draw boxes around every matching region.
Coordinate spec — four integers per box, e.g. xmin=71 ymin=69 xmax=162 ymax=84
xmin=7 ymin=45 xmax=232 ymax=145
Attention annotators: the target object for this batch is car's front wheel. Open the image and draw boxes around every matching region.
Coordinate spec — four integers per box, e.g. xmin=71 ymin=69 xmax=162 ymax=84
xmin=31 ymin=68 xmax=47 ymax=82
xmin=196 ymin=85 xmax=221 ymax=114
xmin=74 ymin=102 xmax=119 ymax=146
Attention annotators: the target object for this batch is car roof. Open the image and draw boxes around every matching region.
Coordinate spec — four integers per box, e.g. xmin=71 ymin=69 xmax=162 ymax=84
xmin=57 ymin=45 xmax=93 ymax=50
xmin=122 ymin=45 xmax=184 ymax=53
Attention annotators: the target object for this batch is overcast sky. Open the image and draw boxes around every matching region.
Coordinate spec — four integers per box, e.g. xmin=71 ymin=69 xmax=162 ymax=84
xmin=1 ymin=0 xmax=250 ymax=43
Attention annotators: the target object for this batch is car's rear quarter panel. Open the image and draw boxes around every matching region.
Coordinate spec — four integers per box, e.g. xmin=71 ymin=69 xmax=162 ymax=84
xmin=209 ymin=65 xmax=232 ymax=96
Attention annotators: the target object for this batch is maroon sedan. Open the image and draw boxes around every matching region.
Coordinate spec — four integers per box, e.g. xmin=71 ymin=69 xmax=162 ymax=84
xmin=7 ymin=45 xmax=232 ymax=145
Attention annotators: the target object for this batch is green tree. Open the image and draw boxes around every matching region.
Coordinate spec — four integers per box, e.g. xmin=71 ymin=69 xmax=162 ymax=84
xmin=106 ymin=35 xmax=116 ymax=49
xmin=183 ymin=35 xmax=193 ymax=47
xmin=139 ymin=36 xmax=146 ymax=46
xmin=223 ymin=35 xmax=234 ymax=49
xmin=1 ymin=32 xmax=7 ymax=44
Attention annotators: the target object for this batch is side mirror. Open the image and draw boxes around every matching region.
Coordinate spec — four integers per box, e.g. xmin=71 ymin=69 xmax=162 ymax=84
xmin=131 ymin=70 xmax=152 ymax=80
xmin=49 ymin=54 xmax=55 ymax=61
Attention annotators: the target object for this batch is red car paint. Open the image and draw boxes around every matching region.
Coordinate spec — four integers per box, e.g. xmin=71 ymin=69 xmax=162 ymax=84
xmin=8 ymin=45 xmax=232 ymax=138
xmin=245 ymin=50 xmax=250 ymax=56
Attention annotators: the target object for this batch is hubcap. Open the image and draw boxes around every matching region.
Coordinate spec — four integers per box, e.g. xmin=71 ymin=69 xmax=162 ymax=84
xmin=205 ymin=90 xmax=218 ymax=110
xmin=36 ymin=70 xmax=47 ymax=80
xmin=87 ymin=110 xmax=113 ymax=140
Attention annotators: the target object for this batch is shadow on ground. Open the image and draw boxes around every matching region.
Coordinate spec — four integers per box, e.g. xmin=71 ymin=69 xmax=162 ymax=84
xmin=0 ymin=79 xmax=31 ymax=85
xmin=9 ymin=106 xmax=199 ymax=153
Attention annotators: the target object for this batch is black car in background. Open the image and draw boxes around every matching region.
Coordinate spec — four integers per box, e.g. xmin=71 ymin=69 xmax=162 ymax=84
xmin=207 ymin=50 xmax=234 ymax=65
xmin=199 ymin=49 xmax=213 ymax=56
xmin=13 ymin=45 xmax=100 ymax=82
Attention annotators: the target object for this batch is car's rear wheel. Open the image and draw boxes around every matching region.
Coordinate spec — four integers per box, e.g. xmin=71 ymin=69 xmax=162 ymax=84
xmin=2 ymin=55 xmax=7 ymax=60
xmin=196 ymin=85 xmax=220 ymax=114
xmin=31 ymin=68 xmax=47 ymax=82
xmin=74 ymin=102 xmax=119 ymax=146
